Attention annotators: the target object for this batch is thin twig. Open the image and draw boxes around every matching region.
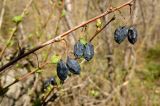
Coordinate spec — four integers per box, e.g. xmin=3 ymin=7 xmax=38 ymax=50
xmin=41 ymin=86 xmax=56 ymax=105
xmin=0 ymin=0 xmax=7 ymax=30
xmin=89 ymin=16 xmax=115 ymax=42
xmin=3 ymin=62 xmax=47 ymax=89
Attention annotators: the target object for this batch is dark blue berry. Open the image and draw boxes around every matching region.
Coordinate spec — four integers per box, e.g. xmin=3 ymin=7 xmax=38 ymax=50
xmin=57 ymin=60 xmax=68 ymax=81
xmin=128 ymin=27 xmax=138 ymax=44
xmin=44 ymin=77 xmax=56 ymax=89
xmin=66 ymin=57 xmax=81 ymax=74
xmin=74 ymin=41 xmax=85 ymax=58
xmin=49 ymin=77 xmax=56 ymax=85
xmin=84 ymin=43 xmax=94 ymax=61
xmin=114 ymin=26 xmax=128 ymax=44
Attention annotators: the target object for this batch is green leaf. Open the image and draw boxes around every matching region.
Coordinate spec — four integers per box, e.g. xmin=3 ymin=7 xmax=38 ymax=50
xmin=12 ymin=15 xmax=23 ymax=23
xmin=89 ymin=89 xmax=100 ymax=97
xmin=61 ymin=9 xmax=66 ymax=17
xmin=47 ymin=84 xmax=52 ymax=91
xmin=51 ymin=55 xmax=60 ymax=64
xmin=36 ymin=69 xmax=42 ymax=74
xmin=96 ymin=19 xmax=102 ymax=28
xmin=55 ymin=76 xmax=61 ymax=86
xmin=16 ymin=63 xmax=21 ymax=68
xmin=7 ymin=40 xmax=15 ymax=47
xmin=80 ymin=37 xmax=87 ymax=45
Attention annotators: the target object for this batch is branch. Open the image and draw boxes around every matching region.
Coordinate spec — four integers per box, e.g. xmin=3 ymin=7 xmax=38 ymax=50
xmin=0 ymin=0 xmax=133 ymax=73
xmin=3 ymin=16 xmax=115 ymax=90
xmin=89 ymin=16 xmax=115 ymax=42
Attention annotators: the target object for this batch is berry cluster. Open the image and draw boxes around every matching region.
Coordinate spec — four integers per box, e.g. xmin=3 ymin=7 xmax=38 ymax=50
xmin=114 ymin=26 xmax=138 ymax=44
xmin=56 ymin=41 xmax=94 ymax=81
xmin=74 ymin=41 xmax=94 ymax=61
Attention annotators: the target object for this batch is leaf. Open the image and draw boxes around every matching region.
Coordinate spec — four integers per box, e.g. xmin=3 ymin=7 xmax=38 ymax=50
xmin=96 ymin=19 xmax=102 ymax=28
xmin=61 ymin=9 xmax=66 ymax=17
xmin=12 ymin=15 xmax=23 ymax=23
xmin=55 ymin=76 xmax=61 ymax=86
xmin=7 ymin=40 xmax=15 ymax=47
xmin=80 ymin=37 xmax=87 ymax=45
xmin=47 ymin=84 xmax=52 ymax=92
xmin=16 ymin=63 xmax=21 ymax=68
xmin=36 ymin=69 xmax=42 ymax=74
xmin=51 ymin=55 xmax=60 ymax=64
xmin=89 ymin=89 xmax=100 ymax=97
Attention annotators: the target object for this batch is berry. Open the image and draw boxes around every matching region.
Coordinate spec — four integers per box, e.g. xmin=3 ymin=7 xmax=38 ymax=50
xmin=49 ymin=77 xmax=56 ymax=85
xmin=128 ymin=27 xmax=138 ymax=44
xmin=66 ymin=57 xmax=81 ymax=74
xmin=84 ymin=43 xmax=94 ymax=61
xmin=57 ymin=60 xmax=68 ymax=81
xmin=74 ymin=41 xmax=85 ymax=58
xmin=114 ymin=26 xmax=128 ymax=44
xmin=44 ymin=77 xmax=56 ymax=89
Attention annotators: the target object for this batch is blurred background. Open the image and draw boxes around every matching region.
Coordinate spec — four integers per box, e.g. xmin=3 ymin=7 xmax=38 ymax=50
xmin=0 ymin=0 xmax=160 ymax=106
